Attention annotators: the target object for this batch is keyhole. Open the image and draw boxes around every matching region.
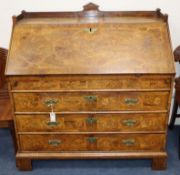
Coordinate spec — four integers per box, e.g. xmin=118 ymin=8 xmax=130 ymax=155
xmin=84 ymin=27 xmax=97 ymax=34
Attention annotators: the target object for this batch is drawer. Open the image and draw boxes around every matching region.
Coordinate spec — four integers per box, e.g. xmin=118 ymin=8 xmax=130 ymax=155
xmin=16 ymin=113 xmax=167 ymax=132
xmin=10 ymin=75 xmax=171 ymax=90
xmin=13 ymin=91 xmax=169 ymax=112
xmin=19 ymin=134 xmax=165 ymax=152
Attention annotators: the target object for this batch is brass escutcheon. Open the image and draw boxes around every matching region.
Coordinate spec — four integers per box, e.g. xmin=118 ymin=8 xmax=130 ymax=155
xmin=84 ymin=95 xmax=97 ymax=102
xmin=84 ymin=27 xmax=97 ymax=34
xmin=48 ymin=140 xmax=61 ymax=146
xmin=86 ymin=117 xmax=97 ymax=124
xmin=122 ymin=139 xmax=135 ymax=146
xmin=124 ymin=98 xmax=138 ymax=105
xmin=44 ymin=99 xmax=59 ymax=107
xmin=87 ymin=137 xmax=97 ymax=143
xmin=122 ymin=119 xmax=137 ymax=126
xmin=46 ymin=121 xmax=60 ymax=127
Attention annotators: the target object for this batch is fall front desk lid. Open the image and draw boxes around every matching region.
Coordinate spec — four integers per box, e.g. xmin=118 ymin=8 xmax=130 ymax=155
xmin=5 ymin=7 xmax=175 ymax=75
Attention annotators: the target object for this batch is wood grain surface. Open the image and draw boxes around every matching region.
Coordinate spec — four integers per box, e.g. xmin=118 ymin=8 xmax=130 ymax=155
xmin=6 ymin=3 xmax=175 ymax=170
xmin=15 ymin=113 xmax=167 ymax=132
xmin=9 ymin=75 xmax=171 ymax=91
xmin=12 ymin=91 xmax=169 ymax=112
xmin=6 ymin=19 xmax=175 ymax=75
xmin=19 ymin=133 xmax=165 ymax=152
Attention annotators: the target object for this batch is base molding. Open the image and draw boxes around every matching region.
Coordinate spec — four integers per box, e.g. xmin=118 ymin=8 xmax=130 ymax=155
xmin=16 ymin=151 xmax=167 ymax=171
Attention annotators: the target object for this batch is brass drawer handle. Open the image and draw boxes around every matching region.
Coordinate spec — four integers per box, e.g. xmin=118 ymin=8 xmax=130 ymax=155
xmin=84 ymin=95 xmax=97 ymax=102
xmin=87 ymin=137 xmax=97 ymax=143
xmin=122 ymin=139 xmax=135 ymax=146
xmin=44 ymin=99 xmax=59 ymax=107
xmin=46 ymin=121 xmax=60 ymax=127
xmin=84 ymin=27 xmax=97 ymax=34
xmin=122 ymin=119 xmax=137 ymax=126
xmin=86 ymin=117 xmax=97 ymax=124
xmin=124 ymin=98 xmax=138 ymax=105
xmin=48 ymin=140 xmax=61 ymax=146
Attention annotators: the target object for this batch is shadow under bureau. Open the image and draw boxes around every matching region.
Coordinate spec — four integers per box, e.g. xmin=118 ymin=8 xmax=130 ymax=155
xmin=5 ymin=3 xmax=175 ymax=171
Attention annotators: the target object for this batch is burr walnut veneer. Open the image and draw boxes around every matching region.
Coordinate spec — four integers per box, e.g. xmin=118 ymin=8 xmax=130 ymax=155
xmin=5 ymin=3 xmax=175 ymax=171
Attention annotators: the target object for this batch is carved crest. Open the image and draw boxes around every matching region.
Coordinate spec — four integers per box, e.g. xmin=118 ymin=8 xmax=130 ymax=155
xmin=83 ymin=3 xmax=99 ymax=11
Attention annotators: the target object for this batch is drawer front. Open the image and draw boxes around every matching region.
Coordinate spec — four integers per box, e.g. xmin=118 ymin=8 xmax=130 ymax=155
xmin=13 ymin=92 xmax=169 ymax=112
xmin=16 ymin=113 xmax=167 ymax=132
xmin=19 ymin=134 xmax=165 ymax=152
xmin=10 ymin=75 xmax=171 ymax=90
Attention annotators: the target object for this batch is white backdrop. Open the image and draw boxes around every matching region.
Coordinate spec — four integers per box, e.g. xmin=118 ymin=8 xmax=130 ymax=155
xmin=0 ymin=0 xmax=180 ymax=122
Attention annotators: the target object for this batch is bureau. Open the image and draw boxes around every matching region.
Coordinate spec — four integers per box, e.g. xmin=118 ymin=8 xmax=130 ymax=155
xmin=5 ymin=3 xmax=175 ymax=171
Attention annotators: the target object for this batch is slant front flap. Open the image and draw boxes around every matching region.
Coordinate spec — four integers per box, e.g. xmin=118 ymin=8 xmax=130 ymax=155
xmin=6 ymin=18 xmax=175 ymax=75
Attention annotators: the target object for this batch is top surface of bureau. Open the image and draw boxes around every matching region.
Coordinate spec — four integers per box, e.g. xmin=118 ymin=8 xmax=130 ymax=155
xmin=5 ymin=4 xmax=175 ymax=76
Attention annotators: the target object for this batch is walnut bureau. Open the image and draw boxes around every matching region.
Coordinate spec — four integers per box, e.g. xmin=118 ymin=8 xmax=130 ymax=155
xmin=5 ymin=3 xmax=175 ymax=171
